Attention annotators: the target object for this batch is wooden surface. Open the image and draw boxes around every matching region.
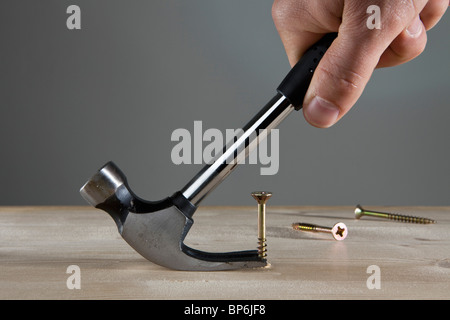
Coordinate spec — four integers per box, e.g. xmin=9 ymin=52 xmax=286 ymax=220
xmin=0 ymin=206 xmax=449 ymax=300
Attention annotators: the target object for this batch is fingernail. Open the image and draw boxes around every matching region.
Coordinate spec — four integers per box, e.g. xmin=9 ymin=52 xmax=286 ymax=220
xmin=304 ymin=96 xmax=340 ymax=128
xmin=406 ymin=16 xmax=422 ymax=37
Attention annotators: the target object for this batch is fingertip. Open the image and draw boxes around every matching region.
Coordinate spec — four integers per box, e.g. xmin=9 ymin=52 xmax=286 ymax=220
xmin=303 ymin=95 xmax=340 ymax=128
xmin=420 ymin=0 xmax=449 ymax=30
xmin=377 ymin=18 xmax=427 ymax=68
xmin=406 ymin=16 xmax=424 ymax=38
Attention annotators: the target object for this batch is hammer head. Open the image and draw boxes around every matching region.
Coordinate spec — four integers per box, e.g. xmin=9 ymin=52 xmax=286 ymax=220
xmin=80 ymin=162 xmax=266 ymax=271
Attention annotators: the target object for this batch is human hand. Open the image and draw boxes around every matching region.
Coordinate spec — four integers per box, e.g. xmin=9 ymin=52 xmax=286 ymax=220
xmin=272 ymin=0 xmax=448 ymax=127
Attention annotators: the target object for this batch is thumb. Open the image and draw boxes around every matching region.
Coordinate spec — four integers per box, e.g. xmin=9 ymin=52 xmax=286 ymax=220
xmin=302 ymin=32 xmax=383 ymax=128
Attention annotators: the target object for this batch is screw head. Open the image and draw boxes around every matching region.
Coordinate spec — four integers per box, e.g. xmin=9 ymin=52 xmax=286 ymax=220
xmin=354 ymin=204 xmax=364 ymax=219
xmin=251 ymin=191 xmax=272 ymax=203
xmin=331 ymin=222 xmax=348 ymax=241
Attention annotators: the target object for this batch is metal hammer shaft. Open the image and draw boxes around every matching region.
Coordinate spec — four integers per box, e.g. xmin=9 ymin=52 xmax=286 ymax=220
xmin=181 ymin=94 xmax=292 ymax=206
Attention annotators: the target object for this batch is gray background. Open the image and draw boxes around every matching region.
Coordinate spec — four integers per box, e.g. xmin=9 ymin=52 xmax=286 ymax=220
xmin=1 ymin=1 xmax=449 ymax=206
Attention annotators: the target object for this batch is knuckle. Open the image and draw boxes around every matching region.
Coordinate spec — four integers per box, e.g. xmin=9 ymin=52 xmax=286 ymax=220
xmin=272 ymin=0 xmax=342 ymax=32
xmin=271 ymin=0 xmax=291 ymax=24
xmin=315 ymin=67 xmax=360 ymax=110
xmin=272 ymin=0 xmax=309 ymax=25
xmin=317 ymin=56 xmax=365 ymax=99
xmin=393 ymin=30 xmax=427 ymax=61
xmin=384 ymin=0 xmax=421 ymax=32
xmin=403 ymin=0 xmax=421 ymax=16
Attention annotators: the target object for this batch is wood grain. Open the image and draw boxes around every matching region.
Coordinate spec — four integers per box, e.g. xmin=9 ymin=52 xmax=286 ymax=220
xmin=0 ymin=206 xmax=449 ymax=299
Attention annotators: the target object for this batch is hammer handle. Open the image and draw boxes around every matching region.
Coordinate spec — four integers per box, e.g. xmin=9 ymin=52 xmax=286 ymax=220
xmin=277 ymin=33 xmax=337 ymax=109
xmin=181 ymin=33 xmax=337 ymax=206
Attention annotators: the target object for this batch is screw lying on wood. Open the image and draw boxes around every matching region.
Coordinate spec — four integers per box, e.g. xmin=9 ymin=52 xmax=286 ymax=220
xmin=292 ymin=222 xmax=348 ymax=241
xmin=251 ymin=191 xmax=272 ymax=258
xmin=355 ymin=204 xmax=436 ymax=224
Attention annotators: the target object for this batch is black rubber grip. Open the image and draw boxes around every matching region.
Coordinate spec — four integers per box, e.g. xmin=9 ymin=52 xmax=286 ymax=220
xmin=277 ymin=33 xmax=337 ymax=110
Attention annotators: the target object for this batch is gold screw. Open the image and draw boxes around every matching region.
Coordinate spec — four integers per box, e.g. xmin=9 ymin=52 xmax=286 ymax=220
xmin=292 ymin=222 xmax=348 ymax=241
xmin=355 ymin=204 xmax=436 ymax=224
xmin=251 ymin=191 xmax=272 ymax=259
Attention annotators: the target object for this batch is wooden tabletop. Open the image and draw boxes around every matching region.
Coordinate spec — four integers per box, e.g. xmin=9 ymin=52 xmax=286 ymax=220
xmin=1 ymin=206 xmax=449 ymax=300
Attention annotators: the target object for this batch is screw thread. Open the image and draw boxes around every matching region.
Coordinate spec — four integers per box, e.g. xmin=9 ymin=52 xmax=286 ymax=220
xmin=257 ymin=238 xmax=267 ymax=258
xmin=386 ymin=213 xmax=435 ymax=224
xmin=357 ymin=205 xmax=436 ymax=224
xmin=292 ymin=223 xmax=331 ymax=233
xmin=292 ymin=223 xmax=317 ymax=232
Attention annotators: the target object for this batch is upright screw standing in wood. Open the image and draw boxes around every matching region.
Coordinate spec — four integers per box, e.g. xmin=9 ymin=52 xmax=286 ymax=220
xmin=251 ymin=191 xmax=272 ymax=259
xmin=355 ymin=204 xmax=436 ymax=224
